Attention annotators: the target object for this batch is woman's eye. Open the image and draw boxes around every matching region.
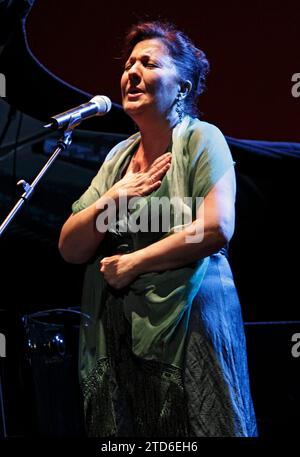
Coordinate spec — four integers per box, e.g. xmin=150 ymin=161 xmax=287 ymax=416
xmin=124 ymin=62 xmax=157 ymax=71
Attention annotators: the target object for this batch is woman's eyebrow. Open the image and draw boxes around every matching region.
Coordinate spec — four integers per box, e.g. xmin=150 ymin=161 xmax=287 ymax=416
xmin=125 ymin=53 xmax=156 ymax=65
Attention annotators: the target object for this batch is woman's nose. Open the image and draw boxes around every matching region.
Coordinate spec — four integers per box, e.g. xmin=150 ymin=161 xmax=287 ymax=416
xmin=128 ymin=64 xmax=141 ymax=84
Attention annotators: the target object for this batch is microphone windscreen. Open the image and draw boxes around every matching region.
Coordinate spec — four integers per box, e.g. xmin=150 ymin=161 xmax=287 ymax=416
xmin=91 ymin=95 xmax=112 ymax=114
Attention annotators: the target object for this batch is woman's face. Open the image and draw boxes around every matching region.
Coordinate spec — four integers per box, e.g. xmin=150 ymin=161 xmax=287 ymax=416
xmin=121 ymin=38 xmax=181 ymax=122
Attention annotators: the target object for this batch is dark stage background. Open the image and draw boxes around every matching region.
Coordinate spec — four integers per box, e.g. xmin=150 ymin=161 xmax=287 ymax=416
xmin=0 ymin=0 xmax=299 ymax=442
xmin=25 ymin=0 xmax=300 ymax=142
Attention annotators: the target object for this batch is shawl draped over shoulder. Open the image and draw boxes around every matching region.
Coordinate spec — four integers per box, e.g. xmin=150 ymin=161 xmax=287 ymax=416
xmin=72 ymin=116 xmax=234 ymax=379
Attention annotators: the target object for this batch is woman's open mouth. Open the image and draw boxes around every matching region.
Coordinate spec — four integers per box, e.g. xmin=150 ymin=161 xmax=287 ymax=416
xmin=127 ymin=87 xmax=144 ymax=99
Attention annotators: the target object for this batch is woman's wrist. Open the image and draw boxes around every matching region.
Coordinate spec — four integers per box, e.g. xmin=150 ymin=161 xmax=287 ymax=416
xmin=129 ymin=250 xmax=147 ymax=276
xmin=104 ymin=187 xmax=121 ymax=206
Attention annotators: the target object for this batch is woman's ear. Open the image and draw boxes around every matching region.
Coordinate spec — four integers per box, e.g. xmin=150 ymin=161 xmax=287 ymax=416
xmin=180 ymin=80 xmax=192 ymax=99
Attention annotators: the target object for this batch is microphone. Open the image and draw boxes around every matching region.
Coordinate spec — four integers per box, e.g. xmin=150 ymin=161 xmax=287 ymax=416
xmin=44 ymin=95 xmax=112 ymax=129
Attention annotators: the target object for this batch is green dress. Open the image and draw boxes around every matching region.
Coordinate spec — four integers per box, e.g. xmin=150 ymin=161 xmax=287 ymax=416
xmin=72 ymin=116 xmax=257 ymax=437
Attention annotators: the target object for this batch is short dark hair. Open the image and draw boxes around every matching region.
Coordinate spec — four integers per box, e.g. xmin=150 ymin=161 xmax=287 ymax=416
xmin=122 ymin=21 xmax=210 ymax=117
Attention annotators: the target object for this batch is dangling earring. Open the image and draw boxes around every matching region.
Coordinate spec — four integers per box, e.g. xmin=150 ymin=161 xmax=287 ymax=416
xmin=176 ymin=93 xmax=184 ymax=122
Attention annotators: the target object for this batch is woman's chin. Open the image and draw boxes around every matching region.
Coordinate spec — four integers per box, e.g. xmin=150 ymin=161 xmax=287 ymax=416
xmin=123 ymin=102 xmax=146 ymax=118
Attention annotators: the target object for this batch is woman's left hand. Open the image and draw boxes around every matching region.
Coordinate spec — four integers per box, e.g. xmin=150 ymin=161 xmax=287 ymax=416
xmin=99 ymin=254 xmax=138 ymax=289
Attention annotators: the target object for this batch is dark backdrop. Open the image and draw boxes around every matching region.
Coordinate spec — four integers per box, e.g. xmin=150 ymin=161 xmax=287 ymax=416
xmin=26 ymin=0 xmax=300 ymax=141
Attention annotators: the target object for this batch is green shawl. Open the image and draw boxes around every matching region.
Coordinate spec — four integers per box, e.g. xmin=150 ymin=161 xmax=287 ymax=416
xmin=72 ymin=116 xmax=234 ymax=374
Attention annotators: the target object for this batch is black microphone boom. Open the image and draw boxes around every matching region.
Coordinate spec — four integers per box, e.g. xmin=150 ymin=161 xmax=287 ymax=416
xmin=44 ymin=95 xmax=112 ymax=129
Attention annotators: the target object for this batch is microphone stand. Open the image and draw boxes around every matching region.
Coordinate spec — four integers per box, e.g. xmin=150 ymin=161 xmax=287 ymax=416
xmin=0 ymin=115 xmax=81 ymax=437
xmin=0 ymin=115 xmax=80 ymax=237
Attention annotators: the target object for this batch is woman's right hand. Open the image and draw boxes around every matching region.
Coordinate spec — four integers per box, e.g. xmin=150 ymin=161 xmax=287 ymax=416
xmin=58 ymin=152 xmax=172 ymax=264
xmin=109 ymin=152 xmax=172 ymax=199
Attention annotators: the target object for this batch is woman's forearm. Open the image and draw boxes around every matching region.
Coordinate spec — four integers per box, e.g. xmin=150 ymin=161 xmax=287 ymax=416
xmin=59 ymin=154 xmax=173 ymax=264
xmin=131 ymin=219 xmax=227 ymax=274
xmin=58 ymin=189 xmax=118 ymax=264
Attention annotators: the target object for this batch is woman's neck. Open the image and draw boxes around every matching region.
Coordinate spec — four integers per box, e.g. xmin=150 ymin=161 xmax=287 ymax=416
xmin=135 ymin=113 xmax=177 ymax=161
